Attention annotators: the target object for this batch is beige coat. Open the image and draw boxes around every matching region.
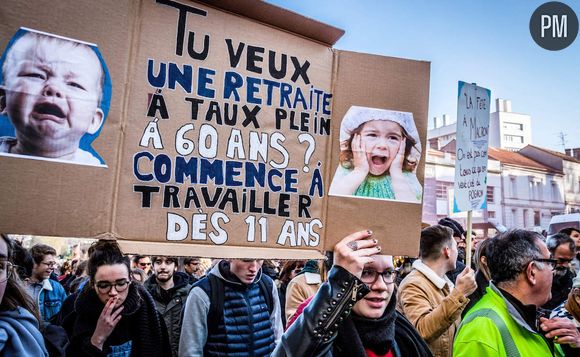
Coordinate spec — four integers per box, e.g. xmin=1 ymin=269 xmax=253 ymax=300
xmin=397 ymin=264 xmax=469 ymax=357
xmin=284 ymin=272 xmax=321 ymax=324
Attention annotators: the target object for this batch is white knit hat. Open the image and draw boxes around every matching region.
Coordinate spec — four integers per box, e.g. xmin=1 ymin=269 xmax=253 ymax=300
xmin=339 ymin=106 xmax=422 ymax=157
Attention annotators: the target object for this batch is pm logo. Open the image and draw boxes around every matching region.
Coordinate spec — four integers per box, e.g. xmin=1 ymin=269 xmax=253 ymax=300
xmin=530 ymin=1 xmax=578 ymax=50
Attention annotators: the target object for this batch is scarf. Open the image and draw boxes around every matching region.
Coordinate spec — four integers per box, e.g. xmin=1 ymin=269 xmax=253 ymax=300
xmin=333 ymin=292 xmax=433 ymax=357
xmin=334 ymin=293 xmax=396 ymax=357
xmin=74 ymin=283 xmax=168 ymax=357
xmin=565 ymin=294 xmax=580 ymax=322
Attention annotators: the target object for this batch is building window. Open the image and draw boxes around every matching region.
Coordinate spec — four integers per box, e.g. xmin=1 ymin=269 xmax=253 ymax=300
xmin=510 ymin=177 xmax=517 ymax=197
xmin=534 ymin=210 xmax=540 ymax=226
xmin=529 ymin=180 xmax=535 ymax=200
xmin=487 ymin=186 xmax=494 ymax=204
xmin=552 ymin=182 xmax=559 ymax=202
xmin=503 ymin=122 xmax=523 ymax=130
xmin=504 ymin=134 xmax=524 ymax=143
xmin=488 ymin=211 xmax=496 ymax=218
xmin=436 ymin=181 xmax=453 ymax=199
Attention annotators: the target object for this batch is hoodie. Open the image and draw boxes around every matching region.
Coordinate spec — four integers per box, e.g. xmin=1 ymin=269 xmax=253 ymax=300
xmin=0 ymin=307 xmax=48 ymax=357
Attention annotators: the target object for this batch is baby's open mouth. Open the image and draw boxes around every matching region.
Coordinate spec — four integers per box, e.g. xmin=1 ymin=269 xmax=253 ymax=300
xmin=371 ymin=155 xmax=387 ymax=165
xmin=33 ymin=102 xmax=65 ymax=120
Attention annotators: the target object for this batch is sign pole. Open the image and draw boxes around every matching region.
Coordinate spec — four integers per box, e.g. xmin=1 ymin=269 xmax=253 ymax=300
xmin=465 ymin=210 xmax=473 ymax=267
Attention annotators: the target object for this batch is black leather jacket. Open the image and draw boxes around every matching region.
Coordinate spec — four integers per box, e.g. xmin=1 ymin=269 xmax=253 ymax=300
xmin=272 ymin=265 xmax=370 ymax=357
xmin=273 ymin=266 xmax=433 ymax=357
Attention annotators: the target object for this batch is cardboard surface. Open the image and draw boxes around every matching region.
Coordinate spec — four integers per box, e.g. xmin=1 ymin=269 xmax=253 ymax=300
xmin=117 ymin=239 xmax=325 ymax=260
xmin=113 ymin=0 xmax=333 ymax=251
xmin=324 ymin=51 xmax=430 ymax=256
xmin=0 ymin=1 xmax=429 ymax=257
xmin=0 ymin=0 xmax=135 ymax=237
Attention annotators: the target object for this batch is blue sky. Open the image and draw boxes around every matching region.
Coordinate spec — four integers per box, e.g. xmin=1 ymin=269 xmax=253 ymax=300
xmin=268 ymin=0 xmax=580 ymax=151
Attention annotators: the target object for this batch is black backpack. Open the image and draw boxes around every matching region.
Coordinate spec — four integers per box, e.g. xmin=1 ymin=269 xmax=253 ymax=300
xmin=201 ymin=273 xmax=274 ymax=335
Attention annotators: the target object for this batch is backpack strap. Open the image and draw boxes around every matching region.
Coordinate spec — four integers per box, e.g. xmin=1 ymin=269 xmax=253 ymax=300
xmin=258 ymin=275 xmax=274 ymax=315
xmin=206 ymin=274 xmax=224 ymax=336
xmin=459 ymin=308 xmax=521 ymax=357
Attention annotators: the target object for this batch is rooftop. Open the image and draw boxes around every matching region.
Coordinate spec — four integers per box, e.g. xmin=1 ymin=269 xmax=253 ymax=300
xmin=488 ymin=147 xmax=562 ymax=174
xmin=525 ymin=144 xmax=580 ymax=164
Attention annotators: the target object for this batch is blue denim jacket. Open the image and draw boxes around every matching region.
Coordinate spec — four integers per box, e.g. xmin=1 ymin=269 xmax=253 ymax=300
xmin=37 ymin=279 xmax=67 ymax=322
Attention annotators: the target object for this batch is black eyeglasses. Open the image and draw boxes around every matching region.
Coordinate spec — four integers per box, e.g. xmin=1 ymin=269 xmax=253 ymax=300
xmin=95 ymin=279 xmax=131 ymax=294
xmin=0 ymin=261 xmax=14 ymax=283
xmin=360 ymin=269 xmax=396 ymax=285
xmin=531 ymin=258 xmax=558 ymax=270
xmin=555 ymin=258 xmax=574 ymax=265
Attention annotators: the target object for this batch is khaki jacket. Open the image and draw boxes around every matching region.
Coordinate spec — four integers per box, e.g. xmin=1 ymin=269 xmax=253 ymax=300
xmin=397 ymin=262 xmax=469 ymax=357
xmin=284 ymin=273 xmax=321 ymax=324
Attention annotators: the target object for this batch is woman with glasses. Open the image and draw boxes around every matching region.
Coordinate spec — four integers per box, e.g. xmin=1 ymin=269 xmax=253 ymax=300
xmin=63 ymin=239 xmax=170 ymax=356
xmin=273 ymin=230 xmax=432 ymax=357
xmin=0 ymin=234 xmax=48 ymax=356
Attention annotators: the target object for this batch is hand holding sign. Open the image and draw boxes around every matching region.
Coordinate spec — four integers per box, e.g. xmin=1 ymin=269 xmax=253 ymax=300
xmin=334 ymin=230 xmax=380 ymax=279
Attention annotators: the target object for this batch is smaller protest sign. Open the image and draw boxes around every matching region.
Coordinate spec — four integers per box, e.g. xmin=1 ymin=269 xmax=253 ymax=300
xmin=453 ymin=81 xmax=491 ymax=213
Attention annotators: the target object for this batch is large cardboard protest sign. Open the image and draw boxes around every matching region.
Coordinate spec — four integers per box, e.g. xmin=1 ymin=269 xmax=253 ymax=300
xmin=0 ymin=0 xmax=429 ymax=258
xmin=453 ymin=81 xmax=491 ymax=212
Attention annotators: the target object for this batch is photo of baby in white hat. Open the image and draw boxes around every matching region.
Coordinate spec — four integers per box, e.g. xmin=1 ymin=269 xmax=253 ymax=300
xmin=329 ymin=105 xmax=423 ymax=203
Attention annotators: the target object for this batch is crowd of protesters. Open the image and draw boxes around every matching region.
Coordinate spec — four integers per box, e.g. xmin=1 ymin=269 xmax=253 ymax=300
xmin=1 ymin=223 xmax=580 ymax=356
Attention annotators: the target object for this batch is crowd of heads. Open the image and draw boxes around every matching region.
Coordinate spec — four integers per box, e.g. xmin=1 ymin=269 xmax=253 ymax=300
xmin=1 ymin=220 xmax=579 ymax=356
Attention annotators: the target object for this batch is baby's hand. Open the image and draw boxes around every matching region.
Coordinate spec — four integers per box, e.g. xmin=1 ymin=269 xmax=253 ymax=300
xmin=389 ymin=138 xmax=406 ymax=178
xmin=351 ymin=134 xmax=369 ymax=175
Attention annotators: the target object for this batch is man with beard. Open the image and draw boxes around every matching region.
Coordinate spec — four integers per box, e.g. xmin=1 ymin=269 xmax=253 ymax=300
xmin=144 ymin=256 xmax=192 ymax=357
xmin=560 ymin=227 xmax=580 ymax=273
xmin=542 ymin=233 xmax=576 ymax=311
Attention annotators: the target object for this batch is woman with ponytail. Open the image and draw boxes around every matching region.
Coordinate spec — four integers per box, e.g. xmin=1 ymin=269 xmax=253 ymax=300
xmin=63 ymin=239 xmax=171 ymax=356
